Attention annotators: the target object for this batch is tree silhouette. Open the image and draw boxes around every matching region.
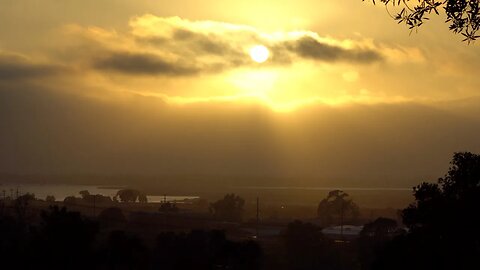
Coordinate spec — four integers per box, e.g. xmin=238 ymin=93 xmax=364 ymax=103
xmin=139 ymin=193 xmax=148 ymax=203
xmin=14 ymin=193 xmax=35 ymax=221
xmin=159 ymin=201 xmax=179 ymax=213
xmin=98 ymin=207 xmax=127 ymax=226
xmin=29 ymin=206 xmax=99 ymax=270
xmin=317 ymin=190 xmax=359 ymax=227
xmin=359 ymin=217 xmax=401 ymax=269
xmin=100 ymin=230 xmax=149 ymax=270
xmin=0 ymin=203 xmax=265 ymax=269
xmin=373 ymin=152 xmax=480 ymax=270
xmin=63 ymin=195 xmax=77 ymax=205
xmin=284 ymin=220 xmax=354 ymax=270
xmin=210 ymin=193 xmax=245 ymax=222
xmin=115 ymin=189 xmax=147 ymax=203
xmin=0 ymin=214 xmax=29 ymax=268
xmin=364 ymin=0 xmax=480 ymax=42
xmin=284 ymin=220 xmax=329 ymax=270
xmin=45 ymin=195 xmax=56 ymax=203
xmin=79 ymin=190 xmax=90 ymax=199
xmin=153 ymin=230 xmax=262 ymax=270
xmin=361 ymin=217 xmax=399 ymax=238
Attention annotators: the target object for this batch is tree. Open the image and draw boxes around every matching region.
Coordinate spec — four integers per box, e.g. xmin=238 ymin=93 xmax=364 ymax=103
xmin=153 ymin=230 xmax=262 ymax=270
xmin=284 ymin=220 xmax=328 ymax=270
xmin=210 ymin=193 xmax=245 ymax=222
xmin=14 ymin=193 xmax=35 ymax=221
xmin=373 ymin=152 xmax=480 ymax=270
xmin=79 ymin=190 xmax=90 ymax=199
xmin=138 ymin=193 xmax=148 ymax=203
xmin=402 ymin=152 xmax=480 ymax=231
xmin=360 ymin=217 xmax=399 ymax=238
xmin=63 ymin=196 xmax=77 ymax=205
xmin=45 ymin=195 xmax=56 ymax=203
xmin=364 ymin=0 xmax=480 ymax=42
xmin=98 ymin=207 xmax=127 ymax=225
xmin=317 ymin=190 xmax=359 ymax=227
xmin=284 ymin=220 xmax=354 ymax=270
xmin=115 ymin=189 xmax=146 ymax=203
xmin=29 ymin=206 xmax=99 ymax=269
xmin=101 ymin=230 xmax=149 ymax=270
xmin=0 ymin=209 xmax=31 ymax=268
xmin=77 ymin=191 xmax=113 ymax=205
xmin=159 ymin=201 xmax=179 ymax=213
xmin=359 ymin=218 xmax=401 ymax=270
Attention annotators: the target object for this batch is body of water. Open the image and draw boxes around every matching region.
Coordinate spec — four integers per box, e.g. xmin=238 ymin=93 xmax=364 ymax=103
xmin=233 ymin=186 xmax=412 ymax=191
xmin=0 ymin=183 xmax=198 ymax=203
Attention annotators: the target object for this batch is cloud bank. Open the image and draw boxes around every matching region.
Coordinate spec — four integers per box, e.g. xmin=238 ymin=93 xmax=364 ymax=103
xmin=0 ymin=52 xmax=60 ymax=81
xmin=68 ymin=15 xmax=384 ymax=76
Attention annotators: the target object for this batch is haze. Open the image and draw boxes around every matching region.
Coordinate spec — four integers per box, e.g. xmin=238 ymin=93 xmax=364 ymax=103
xmin=1 ymin=0 xmax=480 ymax=189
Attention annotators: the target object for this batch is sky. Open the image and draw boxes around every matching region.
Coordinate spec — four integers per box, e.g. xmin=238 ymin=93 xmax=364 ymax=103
xmin=1 ymin=0 xmax=480 ymax=187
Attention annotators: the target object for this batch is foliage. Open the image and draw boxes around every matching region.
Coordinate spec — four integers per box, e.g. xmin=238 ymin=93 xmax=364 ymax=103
xmin=0 ymin=215 xmax=29 ymax=268
xmin=210 ymin=193 xmax=245 ymax=222
xmin=373 ymin=152 xmax=480 ymax=269
xmin=63 ymin=195 xmax=77 ymax=204
xmin=317 ymin=190 xmax=360 ymax=226
xmin=86 ymin=194 xmax=113 ymax=204
xmin=0 ymin=205 xmax=262 ymax=269
xmin=284 ymin=220 xmax=329 ymax=270
xmin=139 ymin=193 xmax=148 ymax=203
xmin=98 ymin=207 xmax=127 ymax=225
xmin=37 ymin=206 xmax=99 ymax=247
xmin=79 ymin=190 xmax=90 ymax=199
xmin=402 ymin=151 xmax=480 ymax=230
xmin=14 ymin=192 xmax=35 ymax=220
xmin=360 ymin=217 xmax=399 ymax=238
xmin=159 ymin=201 xmax=179 ymax=213
xmin=115 ymin=189 xmax=148 ymax=203
xmin=154 ymin=230 xmax=262 ymax=270
xmin=364 ymin=0 xmax=480 ymax=42
xmin=29 ymin=206 xmax=99 ymax=269
xmin=284 ymin=220 xmax=356 ymax=270
xmin=16 ymin=192 xmax=35 ymax=202
xmin=74 ymin=191 xmax=114 ymax=204
xmin=45 ymin=195 xmax=56 ymax=203
xmin=100 ymin=230 xmax=149 ymax=269
xmin=359 ymin=218 xmax=401 ymax=270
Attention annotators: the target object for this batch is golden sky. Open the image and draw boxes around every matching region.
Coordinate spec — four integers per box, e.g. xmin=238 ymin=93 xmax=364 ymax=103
xmin=1 ymin=0 xmax=479 ymax=186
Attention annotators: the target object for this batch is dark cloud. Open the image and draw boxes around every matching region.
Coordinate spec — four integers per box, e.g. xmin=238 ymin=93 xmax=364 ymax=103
xmin=172 ymin=29 xmax=238 ymax=56
xmin=166 ymin=29 xmax=383 ymax=66
xmin=94 ymin=52 xmax=199 ymax=76
xmin=89 ymin=17 xmax=385 ymax=77
xmin=0 ymin=53 xmax=60 ymax=81
xmin=289 ymin=36 xmax=383 ymax=63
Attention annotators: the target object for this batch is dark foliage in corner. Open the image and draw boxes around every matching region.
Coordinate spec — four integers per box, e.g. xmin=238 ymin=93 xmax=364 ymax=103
xmin=373 ymin=152 xmax=480 ymax=270
xmin=364 ymin=0 xmax=480 ymax=42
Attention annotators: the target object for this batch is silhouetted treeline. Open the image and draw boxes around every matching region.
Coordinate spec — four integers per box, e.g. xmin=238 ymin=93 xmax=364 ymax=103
xmin=283 ymin=220 xmax=358 ymax=270
xmin=1 ymin=152 xmax=479 ymax=270
xmin=277 ymin=152 xmax=480 ymax=270
xmin=0 ymin=206 xmax=98 ymax=269
xmin=153 ymin=230 xmax=262 ymax=270
xmin=0 ymin=205 xmax=262 ymax=270
xmin=371 ymin=152 xmax=480 ymax=270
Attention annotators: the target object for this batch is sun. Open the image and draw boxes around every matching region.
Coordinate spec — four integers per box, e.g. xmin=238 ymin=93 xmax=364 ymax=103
xmin=249 ymin=45 xmax=270 ymax=63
